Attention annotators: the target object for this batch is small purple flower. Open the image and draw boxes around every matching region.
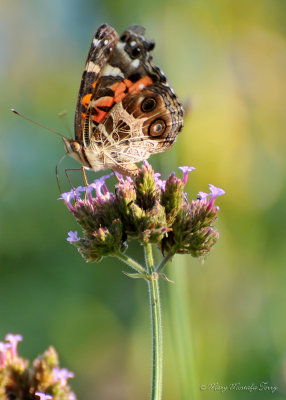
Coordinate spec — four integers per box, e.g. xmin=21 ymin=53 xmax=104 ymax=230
xmin=178 ymin=166 xmax=196 ymax=184
xmin=209 ymin=184 xmax=225 ymax=198
xmin=0 ymin=342 xmax=11 ymax=367
xmin=66 ymin=231 xmax=79 ymax=243
xmin=58 ymin=190 xmax=76 ymax=212
xmin=58 ymin=186 xmax=86 ymax=209
xmin=197 ymin=191 xmax=210 ymax=201
xmin=5 ymin=333 xmax=22 ymax=359
xmin=53 ymin=367 xmax=74 ymax=386
xmin=208 ymin=184 xmax=226 ymax=206
xmin=154 ymin=173 xmax=166 ymax=190
xmin=87 ymin=173 xmax=113 ymax=203
xmin=35 ymin=392 xmax=53 ymax=400
xmin=75 ymin=186 xmax=86 ymax=197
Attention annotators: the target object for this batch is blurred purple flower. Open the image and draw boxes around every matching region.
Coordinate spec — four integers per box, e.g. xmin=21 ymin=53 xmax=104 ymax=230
xmin=35 ymin=392 xmax=53 ymax=400
xmin=53 ymin=367 xmax=74 ymax=386
xmin=5 ymin=333 xmax=22 ymax=358
xmin=154 ymin=173 xmax=166 ymax=190
xmin=197 ymin=191 xmax=209 ymax=201
xmin=0 ymin=342 xmax=11 ymax=367
xmin=178 ymin=166 xmax=195 ymax=184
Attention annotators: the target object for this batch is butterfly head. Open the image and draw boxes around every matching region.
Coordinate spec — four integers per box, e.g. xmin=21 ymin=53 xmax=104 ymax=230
xmin=62 ymin=137 xmax=87 ymax=166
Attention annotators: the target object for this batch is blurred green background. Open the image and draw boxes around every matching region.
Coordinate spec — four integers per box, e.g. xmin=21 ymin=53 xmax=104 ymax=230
xmin=1 ymin=0 xmax=286 ymax=399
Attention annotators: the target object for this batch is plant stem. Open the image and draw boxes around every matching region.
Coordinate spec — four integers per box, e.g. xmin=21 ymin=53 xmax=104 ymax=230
xmin=156 ymin=253 xmax=174 ymax=274
xmin=114 ymin=252 xmax=146 ymax=274
xmin=145 ymin=244 xmax=163 ymax=400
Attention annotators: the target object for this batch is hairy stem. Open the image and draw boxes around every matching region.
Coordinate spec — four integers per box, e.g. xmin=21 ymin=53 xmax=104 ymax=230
xmin=145 ymin=244 xmax=163 ymax=400
xmin=114 ymin=252 xmax=146 ymax=274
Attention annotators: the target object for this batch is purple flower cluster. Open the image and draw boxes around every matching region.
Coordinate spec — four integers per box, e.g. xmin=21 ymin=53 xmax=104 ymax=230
xmin=60 ymin=162 xmax=225 ymax=261
xmin=0 ymin=334 xmax=76 ymax=400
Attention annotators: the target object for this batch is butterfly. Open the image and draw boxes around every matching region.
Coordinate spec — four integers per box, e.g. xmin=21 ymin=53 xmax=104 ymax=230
xmin=63 ymin=24 xmax=185 ymax=176
xmin=15 ymin=24 xmax=184 ymax=178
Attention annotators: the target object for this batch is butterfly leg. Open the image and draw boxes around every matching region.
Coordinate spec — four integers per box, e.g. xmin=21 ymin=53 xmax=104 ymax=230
xmin=81 ymin=167 xmax=89 ymax=201
xmin=63 ymin=167 xmax=88 ymax=203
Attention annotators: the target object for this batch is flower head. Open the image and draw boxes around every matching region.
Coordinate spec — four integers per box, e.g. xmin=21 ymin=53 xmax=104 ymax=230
xmin=0 ymin=335 xmax=77 ymax=400
xmin=61 ymin=163 xmax=224 ymax=262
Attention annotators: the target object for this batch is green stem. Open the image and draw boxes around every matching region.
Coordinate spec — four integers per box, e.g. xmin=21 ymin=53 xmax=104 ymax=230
xmin=145 ymin=244 xmax=163 ymax=400
xmin=156 ymin=253 xmax=174 ymax=274
xmin=114 ymin=252 xmax=146 ymax=274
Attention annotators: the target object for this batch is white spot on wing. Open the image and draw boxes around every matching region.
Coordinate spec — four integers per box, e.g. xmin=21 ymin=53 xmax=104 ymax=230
xmin=93 ymin=38 xmax=100 ymax=47
xmin=103 ymin=39 xmax=108 ymax=45
xmin=139 ymin=83 xmax=145 ymax=90
xmin=130 ymin=41 xmax=136 ymax=47
xmin=102 ymin=64 xmax=124 ymax=78
xmin=116 ymin=42 xmax=125 ymax=50
xmin=116 ymin=42 xmax=131 ymax=63
xmin=86 ymin=61 xmax=101 ymax=73
xmin=131 ymin=59 xmax=140 ymax=69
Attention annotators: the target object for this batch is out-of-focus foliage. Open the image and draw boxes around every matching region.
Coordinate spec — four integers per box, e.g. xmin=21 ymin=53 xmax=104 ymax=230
xmin=1 ymin=1 xmax=285 ymax=399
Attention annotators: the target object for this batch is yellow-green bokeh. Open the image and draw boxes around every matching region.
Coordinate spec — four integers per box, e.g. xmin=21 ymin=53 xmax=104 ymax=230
xmin=1 ymin=1 xmax=285 ymax=399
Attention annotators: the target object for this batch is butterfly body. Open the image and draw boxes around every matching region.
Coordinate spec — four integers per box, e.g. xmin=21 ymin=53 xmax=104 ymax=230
xmin=66 ymin=24 xmax=184 ymax=176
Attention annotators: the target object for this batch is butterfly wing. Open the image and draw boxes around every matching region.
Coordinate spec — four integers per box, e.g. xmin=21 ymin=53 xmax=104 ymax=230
xmin=74 ymin=24 xmax=119 ymax=142
xmin=72 ymin=25 xmax=184 ymax=176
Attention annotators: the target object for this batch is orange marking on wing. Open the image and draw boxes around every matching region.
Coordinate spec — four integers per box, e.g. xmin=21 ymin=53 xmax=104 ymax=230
xmin=110 ymin=80 xmax=134 ymax=103
xmin=92 ymin=80 xmax=97 ymax=89
xmin=81 ymin=112 xmax=86 ymax=121
xmin=110 ymin=81 xmax=120 ymax=91
xmin=128 ymin=76 xmax=153 ymax=94
xmin=113 ymin=82 xmax=128 ymax=103
xmin=92 ymin=109 xmax=107 ymax=123
xmin=114 ymin=92 xmax=126 ymax=103
xmin=124 ymin=79 xmax=133 ymax=88
xmin=82 ymin=93 xmax=92 ymax=108
xmin=94 ymin=96 xmax=114 ymax=108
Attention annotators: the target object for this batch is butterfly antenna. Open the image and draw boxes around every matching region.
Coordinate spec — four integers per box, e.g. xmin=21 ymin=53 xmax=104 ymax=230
xmin=11 ymin=109 xmax=65 ymax=138
xmin=55 ymin=152 xmax=68 ymax=194
xmin=58 ymin=110 xmax=73 ymax=139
